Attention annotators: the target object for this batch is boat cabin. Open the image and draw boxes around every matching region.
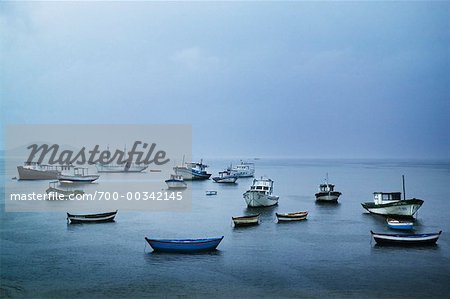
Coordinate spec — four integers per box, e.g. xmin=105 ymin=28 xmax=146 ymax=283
xmin=373 ymin=192 xmax=402 ymax=205
xmin=249 ymin=177 xmax=274 ymax=195
xmin=169 ymin=174 xmax=184 ymax=181
xmin=319 ymin=184 xmax=335 ymax=192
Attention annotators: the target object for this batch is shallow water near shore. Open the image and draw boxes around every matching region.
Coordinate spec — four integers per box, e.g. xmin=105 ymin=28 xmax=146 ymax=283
xmin=1 ymin=157 xmax=450 ymax=298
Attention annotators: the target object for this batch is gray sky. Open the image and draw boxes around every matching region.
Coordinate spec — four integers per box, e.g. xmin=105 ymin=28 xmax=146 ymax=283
xmin=1 ymin=2 xmax=449 ymax=159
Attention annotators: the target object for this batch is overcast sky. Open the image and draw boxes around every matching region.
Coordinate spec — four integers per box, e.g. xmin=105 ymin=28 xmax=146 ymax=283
xmin=1 ymin=2 xmax=449 ymax=159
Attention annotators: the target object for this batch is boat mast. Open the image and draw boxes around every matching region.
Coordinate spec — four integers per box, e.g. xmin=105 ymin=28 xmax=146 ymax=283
xmin=402 ymin=175 xmax=406 ymax=201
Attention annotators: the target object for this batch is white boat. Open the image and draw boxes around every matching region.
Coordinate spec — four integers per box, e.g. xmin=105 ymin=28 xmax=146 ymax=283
xmin=386 ymin=218 xmax=414 ymax=230
xmin=276 ymin=211 xmax=308 ymax=222
xmin=315 ymin=174 xmax=341 ymax=202
xmin=165 ymin=174 xmax=187 ymax=189
xmin=95 ymin=162 xmax=147 ymax=173
xmin=243 ymin=176 xmax=279 ymax=207
xmin=212 ymin=171 xmax=238 ymax=183
xmin=228 ymin=161 xmax=255 ymax=178
xmin=361 ymin=176 xmax=423 ymax=218
xmin=174 ymin=159 xmax=211 ymax=180
xmin=58 ymin=167 xmax=100 ymax=183
xmin=17 ymin=162 xmax=73 ymax=180
xmin=46 ymin=181 xmax=84 ymax=200
xmin=206 ymin=191 xmax=217 ymax=196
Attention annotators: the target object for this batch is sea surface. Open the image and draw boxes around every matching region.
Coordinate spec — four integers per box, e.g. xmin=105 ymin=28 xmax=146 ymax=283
xmin=1 ymin=158 xmax=450 ymax=298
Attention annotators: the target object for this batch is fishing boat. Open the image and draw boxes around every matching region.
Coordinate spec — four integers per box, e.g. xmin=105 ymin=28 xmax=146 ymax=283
xmin=386 ymin=218 xmax=414 ymax=230
xmin=174 ymin=159 xmax=211 ymax=180
xmin=361 ymin=176 xmax=423 ymax=217
xmin=370 ymin=231 xmax=442 ymax=246
xmin=95 ymin=162 xmax=147 ymax=173
xmin=17 ymin=162 xmax=73 ymax=180
xmin=144 ymin=236 xmax=224 ymax=253
xmin=58 ymin=167 xmax=100 ymax=183
xmin=243 ymin=176 xmax=279 ymax=207
xmin=206 ymin=190 xmax=217 ymax=196
xmin=232 ymin=214 xmax=260 ymax=227
xmin=276 ymin=211 xmax=308 ymax=222
xmin=228 ymin=161 xmax=255 ymax=177
xmin=165 ymin=174 xmax=187 ymax=189
xmin=46 ymin=181 xmax=84 ymax=200
xmin=67 ymin=210 xmax=118 ymax=224
xmin=315 ymin=174 xmax=341 ymax=202
xmin=212 ymin=171 xmax=238 ymax=183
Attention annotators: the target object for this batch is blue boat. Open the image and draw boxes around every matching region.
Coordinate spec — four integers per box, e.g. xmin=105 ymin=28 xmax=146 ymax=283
xmin=386 ymin=218 xmax=414 ymax=230
xmin=145 ymin=236 xmax=224 ymax=253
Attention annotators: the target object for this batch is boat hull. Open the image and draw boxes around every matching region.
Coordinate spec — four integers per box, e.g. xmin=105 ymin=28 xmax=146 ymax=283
xmin=232 ymin=214 xmax=260 ymax=227
xmin=315 ymin=191 xmax=341 ymax=202
xmin=165 ymin=179 xmax=187 ymax=189
xmin=17 ymin=166 xmax=60 ymax=180
xmin=361 ymin=199 xmax=423 ymax=217
xmin=371 ymin=231 xmax=442 ymax=246
xmin=67 ymin=211 xmax=117 ymax=224
xmin=276 ymin=212 xmax=308 ymax=222
xmin=386 ymin=218 xmax=414 ymax=230
xmin=173 ymin=167 xmax=211 ymax=180
xmin=145 ymin=236 xmax=224 ymax=253
xmin=58 ymin=175 xmax=100 ymax=183
xmin=213 ymin=176 xmax=238 ymax=183
xmin=96 ymin=164 xmax=148 ymax=173
xmin=243 ymin=191 xmax=279 ymax=207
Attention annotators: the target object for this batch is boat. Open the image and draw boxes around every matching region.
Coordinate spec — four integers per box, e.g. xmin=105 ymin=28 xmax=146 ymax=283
xmin=174 ymin=159 xmax=211 ymax=180
xmin=95 ymin=162 xmax=147 ymax=173
xmin=243 ymin=176 xmax=279 ymax=207
xmin=46 ymin=181 xmax=84 ymax=200
xmin=17 ymin=162 xmax=73 ymax=180
xmin=386 ymin=218 xmax=414 ymax=230
xmin=212 ymin=171 xmax=238 ymax=183
xmin=315 ymin=174 xmax=341 ymax=202
xmin=144 ymin=236 xmax=224 ymax=253
xmin=165 ymin=174 xmax=187 ymax=189
xmin=276 ymin=211 xmax=308 ymax=222
xmin=228 ymin=161 xmax=255 ymax=178
xmin=361 ymin=176 xmax=423 ymax=217
xmin=370 ymin=231 xmax=442 ymax=246
xmin=67 ymin=210 xmax=118 ymax=224
xmin=232 ymin=214 xmax=260 ymax=226
xmin=206 ymin=190 xmax=217 ymax=196
xmin=58 ymin=167 xmax=100 ymax=183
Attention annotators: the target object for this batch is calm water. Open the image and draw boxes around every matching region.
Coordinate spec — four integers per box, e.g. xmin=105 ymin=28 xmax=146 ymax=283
xmin=1 ymin=158 xmax=450 ymax=298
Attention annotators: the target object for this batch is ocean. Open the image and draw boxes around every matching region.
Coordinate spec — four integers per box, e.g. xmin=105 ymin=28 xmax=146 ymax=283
xmin=1 ymin=158 xmax=450 ymax=298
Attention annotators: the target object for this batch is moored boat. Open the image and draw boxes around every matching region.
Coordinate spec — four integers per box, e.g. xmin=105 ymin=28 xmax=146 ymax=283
xmin=232 ymin=214 xmax=260 ymax=227
xmin=206 ymin=190 xmax=217 ymax=196
xmin=361 ymin=176 xmax=423 ymax=218
xmin=315 ymin=174 xmax=341 ymax=202
xmin=67 ymin=210 xmax=118 ymax=224
xmin=228 ymin=161 xmax=255 ymax=178
xmin=212 ymin=171 xmax=238 ymax=183
xmin=17 ymin=162 xmax=73 ymax=180
xmin=96 ymin=162 xmax=147 ymax=173
xmin=386 ymin=218 xmax=414 ymax=230
xmin=46 ymin=181 xmax=84 ymax=200
xmin=174 ymin=159 xmax=211 ymax=180
xmin=165 ymin=174 xmax=187 ymax=189
xmin=144 ymin=236 xmax=224 ymax=253
xmin=58 ymin=167 xmax=100 ymax=183
xmin=370 ymin=231 xmax=442 ymax=246
xmin=276 ymin=211 xmax=308 ymax=222
xmin=243 ymin=176 xmax=279 ymax=207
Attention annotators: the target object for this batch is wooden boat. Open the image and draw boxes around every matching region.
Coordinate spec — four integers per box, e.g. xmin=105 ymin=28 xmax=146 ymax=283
xmin=276 ymin=211 xmax=308 ymax=222
xmin=58 ymin=167 xmax=100 ymax=183
xmin=370 ymin=231 xmax=442 ymax=246
xmin=206 ymin=190 xmax=217 ymax=196
xmin=315 ymin=174 xmax=341 ymax=202
xmin=232 ymin=214 xmax=260 ymax=227
xmin=17 ymin=162 xmax=73 ymax=180
xmin=145 ymin=236 xmax=224 ymax=253
xmin=67 ymin=210 xmax=118 ymax=224
xmin=46 ymin=181 xmax=84 ymax=200
xmin=386 ymin=218 xmax=414 ymax=230
xmin=212 ymin=171 xmax=238 ymax=183
xmin=173 ymin=159 xmax=211 ymax=180
xmin=243 ymin=176 xmax=279 ymax=207
xmin=165 ymin=174 xmax=187 ymax=189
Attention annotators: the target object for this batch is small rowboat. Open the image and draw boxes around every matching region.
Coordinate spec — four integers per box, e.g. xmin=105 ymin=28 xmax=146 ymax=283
xmin=67 ymin=210 xmax=118 ymax=224
xmin=206 ymin=190 xmax=217 ymax=196
xmin=386 ymin=218 xmax=414 ymax=230
xmin=370 ymin=231 xmax=442 ymax=246
xmin=276 ymin=211 xmax=308 ymax=222
xmin=145 ymin=236 xmax=224 ymax=253
xmin=232 ymin=214 xmax=260 ymax=227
